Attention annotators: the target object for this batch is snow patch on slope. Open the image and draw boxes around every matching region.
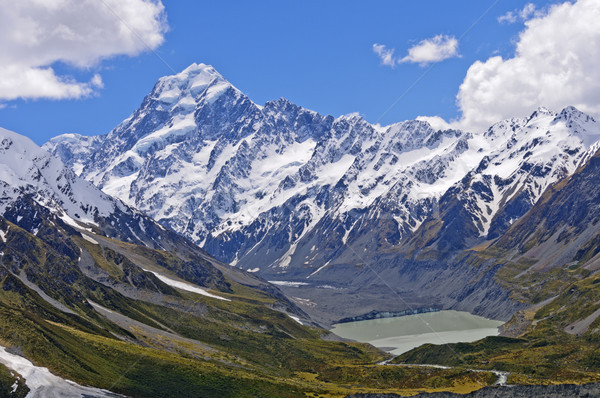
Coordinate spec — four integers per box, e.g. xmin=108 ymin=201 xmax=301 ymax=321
xmin=145 ymin=269 xmax=230 ymax=301
xmin=0 ymin=345 xmax=121 ymax=397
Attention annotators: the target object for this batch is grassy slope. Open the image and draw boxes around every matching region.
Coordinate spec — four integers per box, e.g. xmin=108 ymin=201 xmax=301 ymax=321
xmin=392 ymin=248 xmax=600 ymax=385
xmin=0 ymin=217 xmax=499 ymax=397
xmin=391 ymin=152 xmax=600 ymax=385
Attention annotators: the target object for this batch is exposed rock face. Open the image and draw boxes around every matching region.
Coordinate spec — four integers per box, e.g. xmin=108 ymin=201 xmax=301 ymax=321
xmin=44 ymin=63 xmax=600 ymax=323
xmin=346 ymin=382 xmax=600 ymax=397
xmin=44 ymin=65 xmax=600 ymax=278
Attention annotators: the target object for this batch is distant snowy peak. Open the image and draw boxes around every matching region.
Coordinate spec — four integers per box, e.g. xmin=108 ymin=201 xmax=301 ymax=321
xmin=486 ymin=106 xmax=600 ymax=147
xmin=43 ymin=133 xmax=105 ymax=176
xmin=124 ymin=61 xmax=255 ymax=144
xmin=153 ymin=62 xmax=241 ymax=105
xmin=551 ymin=106 xmax=600 ymax=146
xmin=77 ymin=62 xmax=264 ymax=194
xmin=0 ymin=127 xmax=185 ymax=251
xmin=0 ymin=127 xmax=116 ymax=225
xmin=44 ymin=61 xmax=600 ymax=278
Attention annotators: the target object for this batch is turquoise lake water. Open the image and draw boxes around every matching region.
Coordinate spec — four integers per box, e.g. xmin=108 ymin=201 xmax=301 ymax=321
xmin=330 ymin=310 xmax=504 ymax=355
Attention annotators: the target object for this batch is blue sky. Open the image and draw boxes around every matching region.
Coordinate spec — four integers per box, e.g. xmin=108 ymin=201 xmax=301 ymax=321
xmin=0 ymin=0 xmax=584 ymax=144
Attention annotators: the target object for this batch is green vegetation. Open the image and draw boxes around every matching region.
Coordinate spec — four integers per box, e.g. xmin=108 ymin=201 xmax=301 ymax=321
xmin=0 ymin=217 xmax=501 ymax=397
xmin=393 ymin=245 xmax=600 ymax=386
xmin=0 ymin=362 xmax=28 ymax=398
xmin=394 ymin=332 xmax=600 ymax=385
xmin=3 ymin=205 xmax=600 ymax=396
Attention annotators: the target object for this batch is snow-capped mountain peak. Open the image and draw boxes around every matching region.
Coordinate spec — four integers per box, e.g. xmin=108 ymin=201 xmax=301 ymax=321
xmin=45 ymin=63 xmax=600 ymax=281
xmin=0 ymin=127 xmax=116 ymax=226
xmin=527 ymin=106 xmax=555 ymax=120
xmin=551 ymin=106 xmax=600 ymax=146
xmin=2 ymin=127 xmax=196 ymax=251
xmin=153 ymin=62 xmax=241 ymax=107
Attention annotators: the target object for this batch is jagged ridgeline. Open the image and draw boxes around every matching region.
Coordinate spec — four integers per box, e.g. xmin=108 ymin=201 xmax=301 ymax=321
xmin=44 ymin=64 xmax=600 ymax=278
xmin=14 ymin=61 xmax=600 ymax=394
xmin=46 ymin=63 xmax=600 ymax=325
xmin=0 ymin=128 xmax=504 ymax=396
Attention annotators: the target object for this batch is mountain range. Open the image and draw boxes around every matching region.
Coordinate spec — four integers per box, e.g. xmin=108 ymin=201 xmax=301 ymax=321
xmin=0 ymin=126 xmax=401 ymax=397
xmin=3 ymin=118 xmax=550 ymax=396
xmin=45 ymin=63 xmax=600 ymax=325
xmin=2 ymin=61 xmax=600 ymax=395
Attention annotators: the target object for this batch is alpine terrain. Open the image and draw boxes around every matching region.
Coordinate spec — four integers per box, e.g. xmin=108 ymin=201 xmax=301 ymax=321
xmin=46 ymin=63 xmax=600 ymax=325
xmin=0 ymin=126 xmax=508 ymax=396
xmin=1 ymin=61 xmax=600 ymax=396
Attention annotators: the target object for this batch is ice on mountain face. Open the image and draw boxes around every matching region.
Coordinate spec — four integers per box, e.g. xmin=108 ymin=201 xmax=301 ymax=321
xmin=132 ymin=112 xmax=197 ymax=156
xmin=44 ymin=62 xmax=600 ymax=276
xmin=443 ymin=106 xmax=600 ymax=239
xmin=0 ymin=128 xmax=116 ymax=227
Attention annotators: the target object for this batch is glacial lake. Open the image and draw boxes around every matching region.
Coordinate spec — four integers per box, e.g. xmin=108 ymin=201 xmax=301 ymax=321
xmin=330 ymin=310 xmax=504 ymax=355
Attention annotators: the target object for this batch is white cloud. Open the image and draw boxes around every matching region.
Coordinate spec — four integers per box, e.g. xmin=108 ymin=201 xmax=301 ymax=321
xmin=498 ymin=11 xmax=518 ymax=24
xmin=0 ymin=0 xmax=167 ymax=101
xmin=373 ymin=35 xmax=459 ymax=68
xmin=416 ymin=115 xmax=452 ymax=131
xmin=399 ymin=35 xmax=459 ymax=66
xmin=498 ymin=3 xmax=539 ymax=24
xmin=455 ymin=0 xmax=600 ymax=132
xmin=372 ymin=43 xmax=396 ymax=67
xmin=520 ymin=3 xmax=538 ymax=19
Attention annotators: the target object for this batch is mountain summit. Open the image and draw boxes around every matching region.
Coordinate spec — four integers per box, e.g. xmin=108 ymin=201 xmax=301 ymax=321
xmin=45 ymin=63 xmax=600 ymax=322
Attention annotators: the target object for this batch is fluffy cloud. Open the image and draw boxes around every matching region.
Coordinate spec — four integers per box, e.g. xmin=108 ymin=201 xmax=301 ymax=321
xmin=373 ymin=35 xmax=459 ymax=68
xmin=455 ymin=0 xmax=600 ymax=131
xmin=416 ymin=115 xmax=452 ymax=131
xmin=399 ymin=35 xmax=459 ymax=66
xmin=0 ymin=0 xmax=167 ymax=100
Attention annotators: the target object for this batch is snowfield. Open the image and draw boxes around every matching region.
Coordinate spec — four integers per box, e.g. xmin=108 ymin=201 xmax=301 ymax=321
xmin=44 ymin=63 xmax=600 ymax=279
xmin=0 ymin=345 xmax=122 ymax=397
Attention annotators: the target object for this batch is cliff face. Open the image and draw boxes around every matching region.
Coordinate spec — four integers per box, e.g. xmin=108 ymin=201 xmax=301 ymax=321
xmin=347 ymin=382 xmax=600 ymax=397
xmin=45 ymin=63 xmax=600 ymax=327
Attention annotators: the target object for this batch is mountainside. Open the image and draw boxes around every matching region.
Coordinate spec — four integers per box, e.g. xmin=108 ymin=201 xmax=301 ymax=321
xmin=1 ymin=126 xmax=326 ymax=302
xmin=45 ymin=64 xmax=600 ymax=285
xmin=47 ymin=63 xmax=475 ymax=275
xmin=488 ymin=144 xmax=600 ymax=302
xmin=404 ymin=106 xmax=600 ymax=257
xmin=0 ymin=128 xmax=509 ymax=397
xmin=45 ymin=64 xmax=600 ymax=326
xmin=389 ymin=145 xmax=600 ymax=387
